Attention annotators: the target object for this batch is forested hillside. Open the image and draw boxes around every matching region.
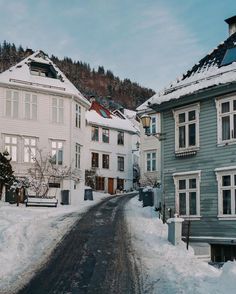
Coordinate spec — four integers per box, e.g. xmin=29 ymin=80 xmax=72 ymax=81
xmin=0 ymin=41 xmax=155 ymax=110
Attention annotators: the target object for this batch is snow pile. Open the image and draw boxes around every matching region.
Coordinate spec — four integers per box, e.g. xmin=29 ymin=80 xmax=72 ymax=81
xmin=0 ymin=191 xmax=109 ymax=293
xmin=125 ymin=197 xmax=236 ymax=294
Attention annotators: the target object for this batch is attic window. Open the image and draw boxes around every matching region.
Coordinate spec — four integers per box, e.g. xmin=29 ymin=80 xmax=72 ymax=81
xmin=30 ymin=62 xmax=58 ymax=79
xmin=221 ymin=47 xmax=236 ymax=66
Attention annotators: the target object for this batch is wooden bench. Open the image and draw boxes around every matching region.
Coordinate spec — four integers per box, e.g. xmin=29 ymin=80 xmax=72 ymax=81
xmin=25 ymin=196 xmax=58 ymax=207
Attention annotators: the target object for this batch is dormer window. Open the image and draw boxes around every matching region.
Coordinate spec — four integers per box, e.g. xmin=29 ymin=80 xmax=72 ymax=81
xmin=221 ymin=47 xmax=236 ymax=67
xmin=30 ymin=61 xmax=57 ymax=79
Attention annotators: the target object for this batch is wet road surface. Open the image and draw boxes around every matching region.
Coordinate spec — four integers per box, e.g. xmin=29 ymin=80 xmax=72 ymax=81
xmin=18 ymin=193 xmax=141 ymax=294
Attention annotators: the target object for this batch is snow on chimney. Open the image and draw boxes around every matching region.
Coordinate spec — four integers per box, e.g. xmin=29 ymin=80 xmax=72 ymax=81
xmin=225 ymin=16 xmax=236 ymax=36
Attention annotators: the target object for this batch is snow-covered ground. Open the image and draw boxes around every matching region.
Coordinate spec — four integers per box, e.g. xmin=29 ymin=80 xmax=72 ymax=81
xmin=125 ymin=197 xmax=236 ymax=294
xmin=0 ymin=191 xmax=110 ymax=294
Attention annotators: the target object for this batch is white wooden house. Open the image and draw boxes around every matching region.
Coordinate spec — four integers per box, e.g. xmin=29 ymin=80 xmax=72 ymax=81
xmin=0 ymin=50 xmax=90 ymax=204
xmin=86 ymin=101 xmax=139 ymax=194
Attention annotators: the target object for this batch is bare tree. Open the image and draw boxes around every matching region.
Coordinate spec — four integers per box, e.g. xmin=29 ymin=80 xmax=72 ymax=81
xmin=16 ymin=148 xmax=78 ymax=198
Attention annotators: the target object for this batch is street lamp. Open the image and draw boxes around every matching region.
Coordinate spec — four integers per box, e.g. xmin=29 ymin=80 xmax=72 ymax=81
xmin=140 ymin=114 xmax=165 ymax=140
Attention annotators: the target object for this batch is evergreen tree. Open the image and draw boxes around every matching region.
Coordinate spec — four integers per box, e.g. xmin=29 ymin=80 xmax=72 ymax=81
xmin=0 ymin=151 xmax=15 ymax=200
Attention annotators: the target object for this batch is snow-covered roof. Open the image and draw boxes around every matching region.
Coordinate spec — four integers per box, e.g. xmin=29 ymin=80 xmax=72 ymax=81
xmin=0 ymin=50 xmax=90 ymax=107
xmin=137 ymin=31 xmax=236 ymax=110
xmin=86 ymin=101 xmax=138 ymax=133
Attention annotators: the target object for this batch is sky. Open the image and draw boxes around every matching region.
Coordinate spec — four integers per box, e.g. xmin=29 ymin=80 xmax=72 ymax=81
xmin=0 ymin=0 xmax=236 ymax=92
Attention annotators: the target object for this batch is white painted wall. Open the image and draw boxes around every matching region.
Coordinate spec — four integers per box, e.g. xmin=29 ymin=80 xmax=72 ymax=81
xmin=0 ymin=85 xmax=89 ymax=205
xmin=139 ymin=112 xmax=161 ymax=186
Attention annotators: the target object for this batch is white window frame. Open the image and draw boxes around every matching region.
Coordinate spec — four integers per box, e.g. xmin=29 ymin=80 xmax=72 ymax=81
xmin=147 ymin=115 xmax=157 ymax=134
xmin=174 ymin=104 xmax=200 ymax=153
xmin=173 ymin=171 xmax=201 ymax=218
xmin=4 ymin=135 xmax=18 ymax=162
xmin=23 ymin=137 xmax=37 ymax=163
xmin=52 ymin=97 xmax=64 ymax=123
xmin=102 ymin=128 xmax=109 ymax=143
xmin=75 ymin=143 xmax=81 ymax=169
xmin=24 ymin=93 xmax=37 ymax=120
xmin=145 ymin=151 xmax=157 ymax=172
xmin=75 ymin=103 xmax=81 ymax=128
xmin=216 ymin=96 xmax=236 ymax=145
xmin=6 ymin=90 xmax=19 ymax=118
xmin=51 ymin=140 xmax=64 ymax=165
xmin=215 ymin=166 xmax=236 ymax=219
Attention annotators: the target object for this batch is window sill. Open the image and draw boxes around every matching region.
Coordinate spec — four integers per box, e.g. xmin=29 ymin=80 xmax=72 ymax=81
xmin=217 ymin=215 xmax=236 ymax=220
xmin=217 ymin=141 xmax=236 ymax=147
xmin=180 ymin=215 xmax=201 ymax=220
xmin=175 ymin=148 xmax=199 ymax=157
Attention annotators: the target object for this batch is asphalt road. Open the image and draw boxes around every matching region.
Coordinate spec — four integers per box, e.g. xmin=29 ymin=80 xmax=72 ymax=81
xmin=18 ymin=192 xmax=141 ymax=294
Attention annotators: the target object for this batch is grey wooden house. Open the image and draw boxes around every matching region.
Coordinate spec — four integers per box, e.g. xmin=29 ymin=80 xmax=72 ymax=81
xmin=142 ymin=16 xmax=236 ymax=262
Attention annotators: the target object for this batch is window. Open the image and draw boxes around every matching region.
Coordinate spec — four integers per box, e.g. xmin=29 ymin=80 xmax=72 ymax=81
xmin=221 ymin=47 xmax=236 ymax=67
xmin=147 ymin=115 xmax=157 ymax=134
xmin=174 ymin=105 xmax=199 ymax=152
xmin=96 ymin=176 xmax=105 ymax=190
xmin=173 ymin=171 xmax=201 ymax=217
xmin=102 ymin=154 xmax=109 ymax=169
xmin=92 ymin=126 xmax=99 ymax=141
xmin=91 ymin=152 xmax=99 ymax=168
xmin=216 ymin=168 xmax=236 ymax=216
xmin=24 ymin=137 xmax=36 ymax=163
xmin=4 ymin=135 xmax=17 ymax=162
xmin=217 ymin=97 xmax=236 ymax=144
xmin=117 ymin=178 xmax=124 ymax=190
xmin=118 ymin=156 xmax=124 ymax=171
xmin=75 ymin=144 xmax=81 ymax=169
xmin=52 ymin=97 xmax=63 ymax=123
xmin=30 ymin=61 xmax=57 ymax=78
xmin=146 ymin=152 xmax=156 ymax=172
xmin=75 ymin=104 xmax=81 ymax=128
xmin=51 ymin=141 xmax=63 ymax=165
xmin=25 ymin=93 xmax=37 ymax=120
xmin=102 ymin=128 xmax=109 ymax=143
xmin=6 ymin=90 xmax=19 ymax=118
xmin=117 ymin=131 xmax=124 ymax=145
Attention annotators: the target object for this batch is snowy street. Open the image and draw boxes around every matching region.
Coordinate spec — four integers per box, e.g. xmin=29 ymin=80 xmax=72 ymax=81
xmin=1 ymin=193 xmax=236 ymax=294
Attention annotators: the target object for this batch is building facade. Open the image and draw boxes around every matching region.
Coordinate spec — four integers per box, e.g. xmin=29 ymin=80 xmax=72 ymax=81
xmin=0 ymin=50 xmax=90 ymax=204
xmin=140 ymin=16 xmax=236 ymax=262
xmin=86 ymin=101 xmax=138 ymax=194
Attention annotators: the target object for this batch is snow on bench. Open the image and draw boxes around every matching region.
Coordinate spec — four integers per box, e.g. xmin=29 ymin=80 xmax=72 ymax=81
xmin=25 ymin=196 xmax=58 ymax=207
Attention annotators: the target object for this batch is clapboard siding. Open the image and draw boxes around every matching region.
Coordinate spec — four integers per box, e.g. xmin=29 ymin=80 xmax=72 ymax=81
xmin=163 ymin=95 xmax=236 ymax=240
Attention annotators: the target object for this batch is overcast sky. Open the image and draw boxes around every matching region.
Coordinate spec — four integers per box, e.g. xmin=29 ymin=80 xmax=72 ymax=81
xmin=0 ymin=0 xmax=236 ymax=92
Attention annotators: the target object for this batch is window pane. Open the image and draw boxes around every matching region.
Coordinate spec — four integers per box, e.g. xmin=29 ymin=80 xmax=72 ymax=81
xmin=189 ymin=192 xmax=197 ymax=215
xmin=58 ymin=150 xmax=63 ymax=165
xmin=32 ymin=103 xmax=37 ymax=119
xmin=189 ymin=124 xmax=196 ymax=146
xmin=5 ymin=136 xmax=10 ymax=144
xmin=222 ymin=175 xmax=231 ymax=186
xmin=179 ymin=193 xmax=186 ymax=215
xmin=179 ymin=179 xmax=186 ymax=190
xmin=147 ymin=161 xmax=151 ymax=171
xmin=52 ymin=107 xmax=57 ymax=122
xmin=152 ymin=152 xmax=156 ymax=159
xmin=12 ymin=137 xmax=17 ymax=144
xmin=24 ymin=147 xmax=29 ymax=162
xmin=189 ymin=178 xmax=196 ymax=189
xmin=234 ymin=100 xmax=236 ymax=111
xmin=25 ymin=102 xmax=30 ymax=119
xmin=11 ymin=146 xmax=17 ymax=161
xmin=188 ymin=110 xmax=196 ymax=121
xmin=6 ymin=100 xmax=11 ymax=116
xmin=147 ymin=153 xmax=151 ymax=159
xmin=222 ymin=116 xmax=230 ymax=140
xmin=152 ymin=159 xmax=156 ymax=171
xmin=25 ymin=93 xmax=30 ymax=102
xmin=179 ymin=113 xmax=185 ymax=123
xmin=221 ymin=102 xmax=230 ymax=113
xmin=59 ymin=108 xmax=63 ymax=123
xmin=179 ymin=126 xmax=185 ymax=148
xmin=13 ymin=100 xmax=18 ymax=118
xmin=234 ymin=114 xmax=236 ymax=139
xmin=58 ymin=142 xmax=63 ymax=149
xmin=223 ymin=190 xmax=231 ymax=214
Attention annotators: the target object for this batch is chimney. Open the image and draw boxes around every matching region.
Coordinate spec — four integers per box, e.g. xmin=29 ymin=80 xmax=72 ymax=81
xmin=225 ymin=16 xmax=236 ymax=36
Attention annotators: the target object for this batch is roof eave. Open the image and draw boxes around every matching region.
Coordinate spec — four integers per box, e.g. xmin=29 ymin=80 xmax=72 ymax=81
xmin=150 ymin=81 xmax=236 ymax=112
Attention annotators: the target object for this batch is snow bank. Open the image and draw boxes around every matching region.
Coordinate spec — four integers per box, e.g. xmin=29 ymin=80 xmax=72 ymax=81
xmin=125 ymin=197 xmax=236 ymax=294
xmin=0 ymin=191 xmax=109 ymax=293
